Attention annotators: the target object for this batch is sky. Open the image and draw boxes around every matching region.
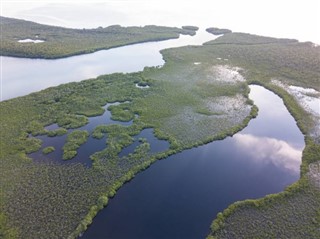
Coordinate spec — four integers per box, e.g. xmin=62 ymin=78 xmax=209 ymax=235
xmin=1 ymin=0 xmax=320 ymax=43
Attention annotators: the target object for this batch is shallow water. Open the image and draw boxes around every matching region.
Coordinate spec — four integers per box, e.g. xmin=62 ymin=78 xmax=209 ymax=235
xmin=81 ymin=85 xmax=304 ymax=239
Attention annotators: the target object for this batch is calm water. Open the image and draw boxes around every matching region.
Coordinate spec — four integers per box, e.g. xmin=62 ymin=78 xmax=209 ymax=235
xmin=120 ymin=128 xmax=170 ymax=158
xmin=1 ymin=7 xmax=308 ymax=238
xmin=1 ymin=29 xmax=215 ymax=101
xmin=30 ymin=102 xmax=169 ymax=167
xmin=81 ymin=85 xmax=304 ymax=239
xmin=30 ymin=102 xmax=132 ymax=166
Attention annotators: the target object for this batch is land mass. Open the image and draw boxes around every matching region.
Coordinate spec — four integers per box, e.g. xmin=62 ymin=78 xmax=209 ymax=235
xmin=0 ymin=18 xmax=319 ymax=239
xmin=0 ymin=16 xmax=197 ymax=59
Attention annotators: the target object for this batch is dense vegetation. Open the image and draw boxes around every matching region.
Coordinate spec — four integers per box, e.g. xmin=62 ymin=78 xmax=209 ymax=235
xmin=63 ymin=130 xmax=89 ymax=160
xmin=204 ymin=31 xmax=320 ymax=238
xmin=0 ymin=20 xmax=319 ymax=239
xmin=0 ymin=16 xmax=196 ymax=59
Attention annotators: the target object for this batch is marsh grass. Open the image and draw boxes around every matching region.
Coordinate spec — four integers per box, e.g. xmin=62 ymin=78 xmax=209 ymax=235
xmin=205 ymin=31 xmax=320 ymax=239
xmin=0 ymin=16 xmax=197 ymax=59
xmin=0 ymin=30 xmax=319 ymax=239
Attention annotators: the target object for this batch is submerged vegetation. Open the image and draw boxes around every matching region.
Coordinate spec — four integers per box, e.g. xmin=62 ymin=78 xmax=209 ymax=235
xmin=0 ymin=19 xmax=319 ymax=239
xmin=0 ymin=16 xmax=197 ymax=59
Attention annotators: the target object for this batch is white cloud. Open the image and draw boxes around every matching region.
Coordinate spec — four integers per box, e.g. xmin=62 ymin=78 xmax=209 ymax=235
xmin=233 ymin=133 xmax=303 ymax=173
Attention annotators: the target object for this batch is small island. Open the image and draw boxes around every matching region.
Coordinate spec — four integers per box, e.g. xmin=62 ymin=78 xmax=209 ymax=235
xmin=42 ymin=146 xmax=55 ymax=154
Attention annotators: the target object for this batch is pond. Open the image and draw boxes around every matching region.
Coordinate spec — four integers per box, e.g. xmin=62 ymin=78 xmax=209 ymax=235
xmin=80 ymin=85 xmax=304 ymax=239
xmin=1 ymin=29 xmax=215 ymax=101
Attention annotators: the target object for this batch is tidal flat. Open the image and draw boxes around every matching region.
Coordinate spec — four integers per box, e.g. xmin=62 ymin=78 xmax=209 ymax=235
xmin=0 ymin=18 xmax=319 ymax=239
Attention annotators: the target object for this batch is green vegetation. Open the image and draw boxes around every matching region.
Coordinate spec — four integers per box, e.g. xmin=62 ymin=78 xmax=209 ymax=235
xmin=63 ymin=130 xmax=89 ymax=160
xmin=0 ymin=17 xmax=197 ymax=59
xmin=47 ymin=128 xmax=68 ymax=137
xmin=42 ymin=146 xmax=55 ymax=154
xmin=0 ymin=25 xmax=319 ymax=239
xmin=206 ymin=27 xmax=232 ymax=35
xmin=204 ymin=32 xmax=320 ymax=238
xmin=182 ymin=25 xmax=200 ymax=31
xmin=108 ymin=103 xmax=135 ymax=122
xmin=207 ymin=32 xmax=297 ymax=44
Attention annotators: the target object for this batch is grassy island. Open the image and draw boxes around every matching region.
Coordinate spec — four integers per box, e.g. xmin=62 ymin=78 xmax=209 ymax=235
xmin=0 ymin=18 xmax=319 ymax=239
xmin=42 ymin=146 xmax=55 ymax=155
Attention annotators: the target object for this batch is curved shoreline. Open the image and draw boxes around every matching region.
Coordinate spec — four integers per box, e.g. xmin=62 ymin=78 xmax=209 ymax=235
xmin=0 ymin=16 xmax=197 ymax=59
xmin=1 ymin=36 xmax=182 ymax=60
xmin=69 ymin=101 xmax=259 ymax=239
xmin=207 ymin=80 xmax=319 ymax=238
xmin=1 ymin=24 xmax=318 ymax=238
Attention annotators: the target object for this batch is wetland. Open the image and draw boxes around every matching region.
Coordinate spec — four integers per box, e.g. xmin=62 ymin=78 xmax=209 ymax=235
xmin=0 ymin=14 xmax=319 ymax=239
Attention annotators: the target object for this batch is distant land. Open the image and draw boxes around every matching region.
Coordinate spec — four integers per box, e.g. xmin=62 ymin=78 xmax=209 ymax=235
xmin=0 ymin=16 xmax=197 ymax=59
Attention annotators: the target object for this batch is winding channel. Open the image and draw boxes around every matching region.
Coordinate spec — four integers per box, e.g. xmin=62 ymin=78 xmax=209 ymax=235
xmin=1 ymin=29 xmax=215 ymax=101
xmin=2 ymin=29 xmax=305 ymax=238
xmin=81 ymin=85 xmax=304 ymax=239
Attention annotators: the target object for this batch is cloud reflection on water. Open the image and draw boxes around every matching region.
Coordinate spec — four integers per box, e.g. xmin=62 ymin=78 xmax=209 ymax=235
xmin=233 ymin=133 xmax=302 ymax=174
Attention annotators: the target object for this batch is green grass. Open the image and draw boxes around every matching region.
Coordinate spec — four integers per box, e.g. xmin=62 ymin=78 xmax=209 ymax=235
xmin=63 ymin=130 xmax=89 ymax=160
xmin=204 ymin=31 xmax=320 ymax=239
xmin=42 ymin=146 xmax=55 ymax=155
xmin=204 ymin=33 xmax=320 ymax=91
xmin=0 ymin=28 xmax=319 ymax=239
xmin=0 ymin=16 xmax=197 ymax=59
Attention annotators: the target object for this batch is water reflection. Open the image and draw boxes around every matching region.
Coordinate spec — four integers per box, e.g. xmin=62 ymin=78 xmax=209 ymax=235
xmin=243 ymin=85 xmax=305 ymax=148
xmin=1 ymin=30 xmax=215 ymax=101
xmin=29 ymin=102 xmax=133 ymax=166
xmin=29 ymin=102 xmax=169 ymax=167
xmin=233 ymin=133 xmax=302 ymax=173
xmin=81 ymin=86 xmax=305 ymax=239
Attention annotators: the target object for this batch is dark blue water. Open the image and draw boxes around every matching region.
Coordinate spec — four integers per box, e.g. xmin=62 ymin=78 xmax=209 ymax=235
xmin=30 ymin=102 xmax=169 ymax=167
xmin=81 ymin=85 xmax=304 ymax=239
xmin=30 ymin=102 xmax=134 ymax=166
xmin=119 ymin=128 xmax=169 ymax=158
xmin=77 ymin=102 xmax=133 ymax=132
